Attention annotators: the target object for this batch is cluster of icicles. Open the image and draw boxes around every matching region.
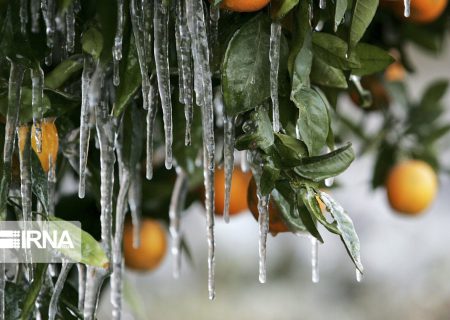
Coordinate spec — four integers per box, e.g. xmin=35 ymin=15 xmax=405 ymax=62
xmin=0 ymin=0 xmax=408 ymax=318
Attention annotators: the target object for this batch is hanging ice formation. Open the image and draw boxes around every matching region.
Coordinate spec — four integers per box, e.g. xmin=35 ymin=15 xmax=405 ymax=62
xmin=128 ymin=164 xmax=143 ymax=248
xmin=31 ymin=67 xmax=44 ymax=153
xmin=169 ymin=168 xmax=189 ymax=278
xmin=113 ymin=0 xmax=125 ymax=86
xmin=186 ymin=0 xmax=217 ymax=300
xmin=223 ymin=114 xmax=236 ymax=223
xmin=404 ymin=0 xmax=411 ymax=17
xmin=48 ymin=262 xmax=73 ymax=320
xmin=269 ymin=22 xmax=282 ymax=133
xmin=311 ymin=237 xmax=320 ymax=283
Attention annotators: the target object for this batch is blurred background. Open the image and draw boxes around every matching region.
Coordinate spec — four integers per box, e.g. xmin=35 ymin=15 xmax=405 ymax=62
xmin=98 ymin=37 xmax=450 ymax=320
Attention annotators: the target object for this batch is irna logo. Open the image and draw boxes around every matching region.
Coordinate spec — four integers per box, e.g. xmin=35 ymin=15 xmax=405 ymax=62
xmin=0 ymin=230 xmax=74 ymax=249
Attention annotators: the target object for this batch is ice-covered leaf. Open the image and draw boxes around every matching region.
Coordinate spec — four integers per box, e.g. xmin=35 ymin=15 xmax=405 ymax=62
xmin=49 ymin=217 xmax=109 ymax=268
xmin=273 ymin=133 xmax=308 ymax=165
xmin=291 ymin=87 xmax=330 ymax=156
xmin=235 ymin=107 xmax=274 ymax=152
xmin=294 ymin=143 xmax=355 ymax=180
xmin=318 ymin=191 xmax=363 ymax=272
xmin=260 ymin=163 xmax=280 ymax=195
xmin=295 ymin=188 xmax=323 ymax=242
xmin=348 ymin=0 xmax=379 ymax=51
xmin=292 ymin=30 xmax=312 ymax=89
xmin=222 ymin=14 xmax=288 ymax=116
xmin=351 ymin=43 xmax=394 ymax=76
xmin=81 ymin=27 xmax=104 ymax=59
xmin=273 ymin=182 xmax=307 ymax=233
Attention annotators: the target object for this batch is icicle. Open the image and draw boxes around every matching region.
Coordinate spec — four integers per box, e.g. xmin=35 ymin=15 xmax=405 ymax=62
xmin=186 ymin=0 xmax=216 ymax=299
xmin=169 ymin=168 xmax=188 ymax=278
xmin=324 ymin=149 xmax=335 ymax=187
xmin=31 ymin=0 xmax=41 ymax=33
xmin=0 ymin=263 xmax=4 ymax=320
xmin=18 ymin=126 xmax=33 ymax=281
xmin=128 ymin=164 xmax=142 ymax=248
xmin=20 ymin=0 xmax=29 ymax=33
xmin=319 ymin=0 xmax=326 ymax=9
xmin=403 ymin=0 xmax=411 ymax=17
xmin=257 ymin=191 xmax=269 ymax=284
xmin=223 ymin=114 xmax=236 ymax=223
xmin=311 ymin=236 xmax=320 ymax=283
xmin=209 ymin=4 xmax=220 ymax=59
xmin=154 ymin=0 xmax=173 ymax=169
xmin=78 ymin=57 xmax=95 ymax=199
xmin=111 ymin=133 xmax=131 ymax=320
xmin=83 ymin=95 xmax=116 ymax=320
xmin=113 ymin=0 xmax=125 ymax=86
xmin=174 ymin=0 xmax=194 ymax=146
xmin=146 ymin=82 xmax=158 ymax=180
xmin=130 ymin=0 xmax=151 ymax=109
xmin=77 ymin=264 xmax=86 ymax=312
xmin=49 ymin=261 xmax=73 ymax=320
xmin=0 ymin=61 xmax=25 ymax=219
xmin=41 ymin=0 xmax=56 ymax=65
xmin=269 ymin=22 xmax=282 ymax=133
xmin=66 ymin=3 xmax=75 ymax=54
xmin=240 ymin=151 xmax=249 ymax=172
xmin=356 ymin=269 xmax=363 ymax=282
xmin=47 ymin=155 xmax=56 ymax=216
xmin=31 ymin=67 xmax=45 ymax=153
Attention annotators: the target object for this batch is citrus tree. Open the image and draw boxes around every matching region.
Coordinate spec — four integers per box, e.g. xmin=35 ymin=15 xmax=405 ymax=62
xmin=0 ymin=0 xmax=448 ymax=319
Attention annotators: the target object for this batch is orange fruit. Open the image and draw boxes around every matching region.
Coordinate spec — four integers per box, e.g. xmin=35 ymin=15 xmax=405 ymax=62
xmin=386 ymin=160 xmax=438 ymax=215
xmin=123 ymin=219 xmax=167 ymax=271
xmin=31 ymin=118 xmax=59 ymax=173
xmin=385 ymin=61 xmax=406 ymax=82
xmin=214 ymin=167 xmax=252 ymax=216
xmin=247 ymin=177 xmax=290 ymax=234
xmin=218 ymin=0 xmax=270 ymax=12
xmin=382 ymin=0 xmax=448 ymax=23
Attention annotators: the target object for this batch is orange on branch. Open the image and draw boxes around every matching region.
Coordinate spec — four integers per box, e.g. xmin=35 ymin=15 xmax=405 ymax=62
xmin=247 ymin=177 xmax=290 ymax=235
xmin=214 ymin=167 xmax=252 ymax=216
xmin=217 ymin=0 xmax=270 ymax=12
xmin=386 ymin=160 xmax=438 ymax=215
xmin=382 ymin=0 xmax=448 ymax=23
xmin=31 ymin=118 xmax=59 ymax=173
xmin=385 ymin=61 xmax=406 ymax=82
xmin=123 ymin=219 xmax=167 ymax=271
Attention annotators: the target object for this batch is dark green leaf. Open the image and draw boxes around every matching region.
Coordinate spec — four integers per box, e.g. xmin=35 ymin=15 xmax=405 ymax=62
xmin=273 ymin=133 xmax=308 ymax=165
xmin=260 ymin=163 xmax=280 ymax=195
xmin=294 ymin=143 xmax=355 ymax=180
xmin=371 ymin=142 xmax=397 ymax=189
xmin=295 ymin=188 xmax=323 ymax=242
xmin=312 ymin=33 xmax=360 ymax=70
xmin=235 ymin=107 xmax=274 ymax=152
xmin=291 ymin=87 xmax=330 ymax=156
xmin=311 ymin=57 xmax=348 ymax=88
xmin=348 ymin=0 xmax=378 ymax=51
xmin=272 ymin=0 xmax=300 ymax=20
xmin=81 ymin=27 xmax=103 ymax=59
xmin=419 ymin=79 xmax=448 ymax=109
xmin=273 ymin=181 xmax=307 ymax=233
xmin=292 ymin=30 xmax=313 ymax=88
xmin=44 ymin=55 xmax=84 ymax=90
xmin=334 ymin=0 xmax=348 ymax=31
xmin=351 ymin=43 xmax=395 ymax=76
xmin=20 ymin=264 xmax=48 ymax=320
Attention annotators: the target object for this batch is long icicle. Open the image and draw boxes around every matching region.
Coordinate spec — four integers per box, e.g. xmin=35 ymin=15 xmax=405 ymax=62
xmin=41 ymin=0 xmax=56 ymax=64
xmin=169 ymin=168 xmax=189 ymax=278
xmin=186 ymin=0 xmax=216 ymax=299
xmin=78 ymin=56 xmax=95 ymax=198
xmin=154 ymin=0 xmax=173 ymax=169
xmin=174 ymin=0 xmax=194 ymax=146
xmin=113 ymin=0 xmax=125 ymax=86
xmin=20 ymin=0 xmax=29 ymax=33
xmin=48 ymin=261 xmax=73 ymax=320
xmin=83 ymin=84 xmax=115 ymax=320
xmin=111 ymin=134 xmax=132 ymax=320
xmin=128 ymin=164 xmax=142 ymax=248
xmin=223 ymin=114 xmax=236 ymax=223
xmin=31 ymin=66 xmax=44 ymax=154
xmin=269 ymin=22 xmax=282 ymax=133
xmin=18 ymin=125 xmax=33 ymax=281
xmin=146 ymin=80 xmax=158 ymax=180
xmin=77 ymin=264 xmax=86 ymax=312
xmin=31 ymin=0 xmax=40 ymax=33
xmin=130 ymin=0 xmax=151 ymax=111
xmin=66 ymin=3 xmax=75 ymax=54
xmin=311 ymin=236 xmax=320 ymax=283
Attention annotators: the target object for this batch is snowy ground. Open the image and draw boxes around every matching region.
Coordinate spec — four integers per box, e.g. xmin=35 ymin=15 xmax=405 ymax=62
xmin=98 ymin=38 xmax=450 ymax=320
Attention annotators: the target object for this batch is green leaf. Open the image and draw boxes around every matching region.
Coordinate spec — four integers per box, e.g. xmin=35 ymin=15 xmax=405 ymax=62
xmin=420 ymin=124 xmax=450 ymax=144
xmin=272 ymin=0 xmax=300 ymax=20
xmin=291 ymin=87 xmax=330 ymax=156
xmin=334 ymin=0 xmax=348 ymax=31
xmin=19 ymin=264 xmax=48 ymax=320
xmin=288 ymin=0 xmax=310 ymax=75
xmin=371 ymin=142 xmax=397 ymax=189
xmin=301 ymin=185 xmax=340 ymax=234
xmin=348 ymin=0 xmax=378 ymax=51
xmin=295 ymin=187 xmax=323 ymax=242
xmin=311 ymin=57 xmax=348 ymax=88
xmin=273 ymin=182 xmax=307 ymax=233
xmin=351 ymin=43 xmax=394 ymax=76
xmin=81 ymin=27 xmax=104 ymax=59
xmin=294 ymin=143 xmax=355 ymax=180
xmin=44 ymin=55 xmax=84 ymax=90
xmin=419 ymin=80 xmax=448 ymax=108
xmin=48 ymin=216 xmax=109 ymax=268
xmin=260 ymin=163 xmax=280 ymax=195
xmin=273 ymin=133 xmax=308 ymax=165
xmin=292 ymin=30 xmax=313 ymax=88
xmin=317 ymin=190 xmax=363 ymax=272
xmin=235 ymin=107 xmax=274 ymax=152
xmin=312 ymin=33 xmax=360 ymax=70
